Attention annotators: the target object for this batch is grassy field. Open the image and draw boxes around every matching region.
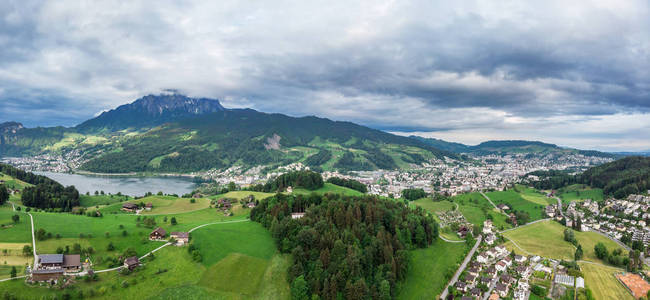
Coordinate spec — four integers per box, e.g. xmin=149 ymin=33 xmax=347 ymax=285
xmin=448 ymin=193 xmax=512 ymax=230
xmin=211 ymin=191 xmax=276 ymax=201
xmin=579 ymin=262 xmax=633 ymax=300
xmin=293 ymin=183 xmax=364 ymax=196
xmin=98 ymin=195 xmax=212 ymax=215
xmin=0 ymin=173 xmax=31 ymax=190
xmin=0 ymin=207 xmax=32 ymax=243
xmin=518 ymin=186 xmax=555 ymax=206
xmin=191 ymin=221 xmax=276 ymax=266
xmin=558 ymin=184 xmax=604 ymax=204
xmin=79 ymin=194 xmax=131 ymax=207
xmin=397 ymin=238 xmax=467 ymax=300
xmin=486 ymin=189 xmax=545 ymax=221
xmin=503 ymin=220 xmax=625 ymax=264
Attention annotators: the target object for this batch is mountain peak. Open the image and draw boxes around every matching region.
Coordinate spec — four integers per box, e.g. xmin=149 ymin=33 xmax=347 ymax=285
xmin=0 ymin=122 xmax=24 ymax=134
xmin=76 ymin=94 xmax=225 ymax=132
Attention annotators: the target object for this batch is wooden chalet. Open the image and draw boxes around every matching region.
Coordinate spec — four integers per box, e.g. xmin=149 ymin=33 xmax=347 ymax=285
xmin=38 ymin=254 xmax=64 ymax=269
xmin=31 ymin=268 xmax=64 ymax=282
xmin=170 ymin=232 xmax=189 ymax=245
xmin=145 ymin=202 xmax=153 ymax=211
xmin=149 ymin=227 xmax=167 ymax=240
xmin=123 ymin=256 xmax=140 ymax=270
xmin=62 ymin=254 xmax=81 ymax=272
xmin=121 ymin=203 xmax=138 ymax=212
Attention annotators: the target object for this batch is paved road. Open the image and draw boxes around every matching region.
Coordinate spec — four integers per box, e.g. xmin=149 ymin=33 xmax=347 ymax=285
xmin=554 ymin=197 xmax=566 ymax=218
xmin=499 ymin=218 xmax=551 ymax=234
xmin=440 ymin=235 xmax=482 ymax=300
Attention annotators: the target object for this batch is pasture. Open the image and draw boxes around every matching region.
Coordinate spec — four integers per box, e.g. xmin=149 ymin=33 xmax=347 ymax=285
xmin=397 ymin=238 xmax=467 ymax=300
xmin=558 ymin=184 xmax=604 ymax=203
xmin=517 ymin=186 xmax=555 ymax=206
xmin=502 ymin=220 xmax=625 ymax=264
xmin=485 ymin=189 xmax=545 ymax=221
xmin=293 ymin=182 xmax=364 ymax=196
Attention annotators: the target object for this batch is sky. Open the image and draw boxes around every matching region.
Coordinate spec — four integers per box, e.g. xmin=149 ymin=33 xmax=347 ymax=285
xmin=0 ymin=1 xmax=649 ymax=152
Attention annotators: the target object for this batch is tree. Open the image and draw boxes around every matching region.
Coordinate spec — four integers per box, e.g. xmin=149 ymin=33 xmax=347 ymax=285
xmin=170 ymin=217 xmax=177 ymax=225
xmin=36 ymin=228 xmax=47 ymax=241
xmin=0 ymin=185 xmax=8 ymax=205
xmin=291 ymin=275 xmax=309 ymax=300
xmin=11 ymin=214 xmax=19 ymax=224
xmin=22 ymin=245 xmax=32 ymax=256
xmin=574 ymin=244 xmax=583 ymax=260
xmin=594 ymin=242 xmax=608 ymax=260
xmin=10 ymin=266 xmax=16 ymax=278
xmin=106 ymin=242 xmax=115 ymax=251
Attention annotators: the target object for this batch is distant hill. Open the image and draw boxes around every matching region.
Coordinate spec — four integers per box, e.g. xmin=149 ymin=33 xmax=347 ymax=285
xmin=412 ymin=137 xmax=615 ymax=158
xmin=76 ymin=94 xmax=225 ymax=133
xmin=1 ymin=94 xmax=456 ymax=173
xmin=530 ymin=156 xmax=650 ymax=198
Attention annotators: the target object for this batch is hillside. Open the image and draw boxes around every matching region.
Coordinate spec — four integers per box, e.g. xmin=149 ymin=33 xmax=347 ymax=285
xmin=579 ymin=156 xmax=650 ymax=198
xmin=1 ymin=94 xmax=456 ymax=173
xmin=412 ymin=137 xmax=615 ymax=158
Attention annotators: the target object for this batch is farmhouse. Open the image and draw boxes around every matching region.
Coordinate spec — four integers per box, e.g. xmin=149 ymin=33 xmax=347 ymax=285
xmin=124 ymin=256 xmax=140 ymax=270
xmin=62 ymin=254 xmax=81 ymax=272
xmin=145 ymin=202 xmax=153 ymax=211
xmin=291 ymin=212 xmax=305 ymax=219
xmin=39 ymin=254 xmax=64 ymax=269
xmin=122 ymin=203 xmax=138 ymax=212
xmin=31 ymin=268 xmax=64 ymax=282
xmin=170 ymin=232 xmax=190 ymax=245
xmin=149 ymin=227 xmax=167 ymax=240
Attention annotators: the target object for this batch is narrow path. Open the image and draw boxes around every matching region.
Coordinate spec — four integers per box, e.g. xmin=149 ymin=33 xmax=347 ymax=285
xmin=498 ymin=218 xmax=551 ymax=234
xmin=439 ymin=235 xmax=466 ymax=243
xmin=554 ymin=197 xmax=566 ymax=218
xmin=9 ymin=201 xmax=37 ymax=267
xmin=440 ymin=235 xmax=482 ymax=300
xmin=502 ymin=235 xmax=532 ymax=255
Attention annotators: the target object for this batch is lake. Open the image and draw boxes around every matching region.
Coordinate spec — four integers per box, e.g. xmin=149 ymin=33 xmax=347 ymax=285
xmin=36 ymin=172 xmax=198 ymax=196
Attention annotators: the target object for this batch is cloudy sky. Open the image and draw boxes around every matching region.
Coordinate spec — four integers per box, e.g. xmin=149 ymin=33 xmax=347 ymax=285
xmin=1 ymin=1 xmax=649 ymax=151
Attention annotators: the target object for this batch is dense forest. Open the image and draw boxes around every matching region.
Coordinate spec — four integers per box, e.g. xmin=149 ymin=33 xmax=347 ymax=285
xmin=250 ymin=193 xmax=438 ymax=300
xmin=247 ymin=170 xmax=324 ymax=193
xmin=326 ymin=177 xmax=368 ymax=193
xmin=400 ymin=188 xmax=427 ymax=201
xmin=529 ymin=156 xmax=650 ymax=198
xmin=0 ymin=163 xmax=80 ymax=210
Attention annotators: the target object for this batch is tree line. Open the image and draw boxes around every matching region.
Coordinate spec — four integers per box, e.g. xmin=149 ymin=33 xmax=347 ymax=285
xmin=250 ymin=193 xmax=438 ymax=300
xmin=326 ymin=177 xmax=367 ymax=193
xmin=247 ymin=170 xmax=324 ymax=193
xmin=0 ymin=163 xmax=80 ymax=210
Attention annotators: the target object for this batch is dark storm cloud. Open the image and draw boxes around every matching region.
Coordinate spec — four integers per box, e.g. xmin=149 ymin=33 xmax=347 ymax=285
xmin=0 ymin=0 xmax=649 ymax=150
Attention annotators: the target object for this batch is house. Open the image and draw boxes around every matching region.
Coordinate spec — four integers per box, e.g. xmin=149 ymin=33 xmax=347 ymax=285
xmin=456 ymin=281 xmax=468 ymax=292
xmin=486 ymin=249 xmax=496 ymax=258
xmin=514 ymin=255 xmax=526 ymax=263
xmin=471 ymin=287 xmax=482 ymax=298
xmin=62 ymin=254 xmax=81 ymax=272
xmin=516 ymin=266 xmax=531 ymax=278
xmin=39 ymin=254 xmax=64 ymax=269
xmin=497 ymin=204 xmax=510 ymax=211
xmin=530 ymin=255 xmax=541 ymax=263
xmin=481 ymin=276 xmax=492 ymax=285
xmin=149 ymin=227 xmax=167 ymax=240
xmin=145 ymin=202 xmax=153 ymax=211
xmin=486 ymin=266 xmax=498 ymax=278
xmin=502 ymin=256 xmax=512 ymax=266
xmin=477 ymin=252 xmax=489 ymax=263
xmin=495 ymin=261 xmax=507 ymax=272
xmin=31 ymin=268 xmax=64 ymax=282
xmin=500 ymin=274 xmax=515 ymax=285
xmin=286 ymin=186 xmax=293 ymax=193
xmin=121 ymin=203 xmax=138 ymax=212
xmin=489 ymin=293 xmax=500 ymax=300
xmin=485 ymin=234 xmax=496 ymax=245
xmin=123 ymin=256 xmax=140 ymax=270
xmin=246 ymin=201 xmax=257 ymax=208
xmin=291 ymin=212 xmax=305 ymax=219
xmin=457 ymin=225 xmax=470 ymax=238
xmin=466 ymin=274 xmax=477 ymax=284
xmin=495 ymin=245 xmax=508 ymax=256
xmin=509 ymin=213 xmax=518 ymax=226
xmin=170 ymin=232 xmax=189 ymax=245
xmin=495 ymin=282 xmax=509 ymax=297
xmin=468 ymin=266 xmax=481 ymax=276
xmin=483 ymin=220 xmax=494 ymax=234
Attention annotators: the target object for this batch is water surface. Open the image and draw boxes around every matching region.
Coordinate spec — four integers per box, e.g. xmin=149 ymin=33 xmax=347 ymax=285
xmin=36 ymin=172 xmax=198 ymax=196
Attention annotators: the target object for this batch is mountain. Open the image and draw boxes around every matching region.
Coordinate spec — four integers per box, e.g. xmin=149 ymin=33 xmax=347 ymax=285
xmin=412 ymin=137 xmax=615 ymax=158
xmin=76 ymin=94 xmax=225 ymax=132
xmin=80 ymin=108 xmax=456 ymax=173
xmin=1 ymin=94 xmax=457 ymax=173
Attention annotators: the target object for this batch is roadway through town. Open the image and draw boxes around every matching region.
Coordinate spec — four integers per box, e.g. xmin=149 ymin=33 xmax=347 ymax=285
xmin=440 ymin=235 xmax=482 ymax=299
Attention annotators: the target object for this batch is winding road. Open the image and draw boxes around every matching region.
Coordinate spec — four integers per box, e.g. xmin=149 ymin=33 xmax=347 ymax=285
xmin=440 ymin=235 xmax=482 ymax=300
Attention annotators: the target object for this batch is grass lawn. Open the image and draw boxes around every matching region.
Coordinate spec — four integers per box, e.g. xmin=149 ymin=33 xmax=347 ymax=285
xmin=0 ymin=208 xmax=32 ymax=243
xmin=199 ymin=253 xmax=270 ymax=295
xmin=211 ymin=191 xmax=276 ymax=201
xmin=79 ymin=194 xmax=131 ymax=207
xmin=190 ymin=221 xmax=276 ymax=266
xmin=293 ymin=183 xmax=364 ymax=196
xmin=412 ymin=199 xmax=455 ymax=214
xmin=486 ymin=189 xmax=545 ymax=221
xmin=579 ymin=262 xmax=633 ymax=300
xmin=503 ymin=220 xmax=625 ymax=264
xmin=518 ymin=186 xmax=555 ymax=206
xmin=0 ymin=173 xmax=31 ymax=190
xmin=99 ymin=195 xmax=211 ymax=215
xmin=397 ymin=238 xmax=467 ymax=300
xmin=558 ymin=184 xmax=604 ymax=204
